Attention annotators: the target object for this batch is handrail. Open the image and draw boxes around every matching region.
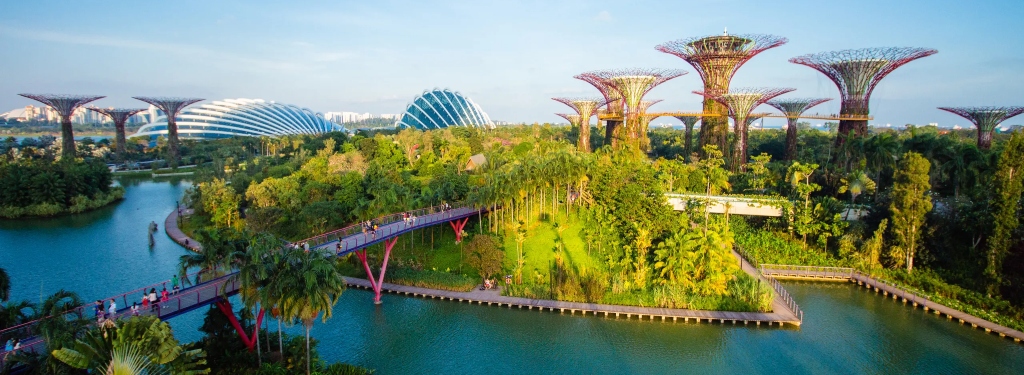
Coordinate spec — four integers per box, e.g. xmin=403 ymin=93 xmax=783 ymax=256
xmin=734 ymin=247 xmax=803 ymax=323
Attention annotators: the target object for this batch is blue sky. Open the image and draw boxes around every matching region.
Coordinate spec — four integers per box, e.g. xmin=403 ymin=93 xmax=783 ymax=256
xmin=1 ymin=0 xmax=1022 ymax=127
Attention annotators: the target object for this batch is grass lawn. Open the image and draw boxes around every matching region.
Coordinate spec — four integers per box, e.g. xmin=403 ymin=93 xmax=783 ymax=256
xmin=501 ymin=213 xmax=604 ymax=281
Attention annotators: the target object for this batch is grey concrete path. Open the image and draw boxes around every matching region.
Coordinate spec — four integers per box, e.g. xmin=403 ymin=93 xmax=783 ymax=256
xmin=164 ymin=208 xmax=200 ymax=251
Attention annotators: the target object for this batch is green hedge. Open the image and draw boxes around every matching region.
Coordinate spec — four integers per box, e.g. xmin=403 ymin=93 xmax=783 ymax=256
xmin=0 ymin=187 xmax=124 ymax=218
xmin=383 ymin=267 xmax=477 ymax=292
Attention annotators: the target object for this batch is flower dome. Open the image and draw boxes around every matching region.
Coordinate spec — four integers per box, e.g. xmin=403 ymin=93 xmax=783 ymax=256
xmin=395 ymin=89 xmax=494 ymax=130
xmin=131 ymin=98 xmax=340 ymax=140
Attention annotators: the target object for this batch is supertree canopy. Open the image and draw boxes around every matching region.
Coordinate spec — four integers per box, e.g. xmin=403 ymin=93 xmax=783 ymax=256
xmin=580 ymin=69 xmax=686 ymax=150
xmin=790 ymin=47 xmax=937 ymax=141
xmin=133 ymin=96 xmax=203 ymax=168
xmin=556 ymin=113 xmax=583 ymax=127
xmin=18 ymin=94 xmax=105 ymax=159
xmin=938 ymin=106 xmax=1024 ymax=149
xmin=88 ymin=107 xmax=146 ymax=162
xmin=674 ymin=115 xmax=701 ymax=161
xmin=656 ymin=32 xmax=787 ymax=155
xmin=766 ymin=98 xmax=832 ymax=161
xmin=553 ymin=97 xmax=607 ymax=152
xmin=575 ymin=74 xmax=624 ymax=147
xmin=695 ymin=87 xmax=794 ymax=170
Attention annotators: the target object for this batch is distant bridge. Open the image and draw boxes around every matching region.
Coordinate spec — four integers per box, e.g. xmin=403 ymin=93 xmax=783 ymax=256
xmin=665 ymin=193 xmax=785 ymax=217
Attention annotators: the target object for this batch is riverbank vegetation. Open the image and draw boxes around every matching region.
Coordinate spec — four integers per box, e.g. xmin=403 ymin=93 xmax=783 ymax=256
xmin=0 ymin=151 xmax=124 ymax=218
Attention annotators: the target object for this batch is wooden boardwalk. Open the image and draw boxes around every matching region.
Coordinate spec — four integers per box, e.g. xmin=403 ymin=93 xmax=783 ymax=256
xmin=343 ymin=277 xmax=801 ymax=326
xmin=761 ymin=265 xmax=1024 ymax=344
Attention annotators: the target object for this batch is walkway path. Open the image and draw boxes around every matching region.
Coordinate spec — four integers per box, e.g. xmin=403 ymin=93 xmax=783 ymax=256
xmin=165 ymin=208 xmax=200 ymax=251
xmin=761 ymin=265 xmax=1024 ymax=344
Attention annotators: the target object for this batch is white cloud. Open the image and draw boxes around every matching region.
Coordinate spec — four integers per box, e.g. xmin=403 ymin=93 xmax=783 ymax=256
xmin=595 ymin=11 xmax=612 ymax=22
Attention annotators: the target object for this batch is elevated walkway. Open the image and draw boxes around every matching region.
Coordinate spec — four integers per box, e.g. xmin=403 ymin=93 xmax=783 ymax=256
xmin=665 ymin=193 xmax=784 ymax=217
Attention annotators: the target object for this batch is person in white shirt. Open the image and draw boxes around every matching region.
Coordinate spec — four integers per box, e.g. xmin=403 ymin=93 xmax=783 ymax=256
xmin=108 ymin=299 xmax=117 ymax=316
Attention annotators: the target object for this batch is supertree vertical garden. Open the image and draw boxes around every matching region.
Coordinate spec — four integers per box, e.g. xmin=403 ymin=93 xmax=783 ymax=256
xmin=133 ymin=97 xmax=203 ymax=168
xmin=575 ymin=74 xmax=624 ymax=147
xmin=695 ymin=87 xmax=794 ymax=170
xmin=556 ymin=113 xmax=583 ymax=130
xmin=766 ymin=98 xmax=832 ymax=160
xmin=18 ymin=94 xmax=105 ymax=159
xmin=937 ymin=106 xmax=1024 ymax=149
xmin=790 ymin=47 xmax=937 ymax=143
xmin=87 ymin=107 xmax=147 ymax=162
xmin=553 ymin=97 xmax=607 ymax=152
xmin=581 ymin=69 xmax=686 ymax=151
xmin=656 ymin=32 xmax=787 ymax=155
xmin=674 ymin=116 xmax=700 ymax=161
xmin=635 ymin=99 xmax=663 ymax=152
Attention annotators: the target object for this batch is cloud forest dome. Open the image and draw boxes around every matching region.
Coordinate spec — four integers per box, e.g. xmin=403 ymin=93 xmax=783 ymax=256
xmin=132 ymin=98 xmax=340 ymax=140
xmin=395 ymin=89 xmax=494 ymax=130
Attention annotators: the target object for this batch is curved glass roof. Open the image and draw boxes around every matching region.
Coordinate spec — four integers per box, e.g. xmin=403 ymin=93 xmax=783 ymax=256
xmin=131 ymin=98 xmax=340 ymax=139
xmin=395 ymin=89 xmax=494 ymax=130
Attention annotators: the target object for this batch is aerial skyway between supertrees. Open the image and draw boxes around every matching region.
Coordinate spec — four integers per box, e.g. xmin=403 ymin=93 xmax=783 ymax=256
xmin=695 ymin=87 xmax=794 ymax=171
xmin=88 ymin=107 xmax=147 ymax=162
xmin=656 ymin=31 xmax=787 ymax=156
xmin=578 ymin=68 xmax=686 ymax=151
xmin=553 ymin=97 xmax=608 ymax=152
xmin=937 ymin=106 xmax=1024 ymax=150
xmin=574 ymin=74 xmax=624 ymax=148
xmin=674 ymin=116 xmax=701 ymax=161
xmin=766 ymin=98 xmax=832 ymax=161
xmin=789 ymin=47 xmax=937 ymax=144
xmin=133 ymin=97 xmax=204 ymax=168
xmin=18 ymin=94 xmax=105 ymax=159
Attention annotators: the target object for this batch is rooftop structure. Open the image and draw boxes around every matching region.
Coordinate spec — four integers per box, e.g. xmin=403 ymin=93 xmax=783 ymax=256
xmin=790 ymin=47 xmax=937 ymax=142
xmin=695 ymin=87 xmax=794 ymax=170
xmin=766 ymin=98 xmax=832 ymax=160
xmin=18 ymin=94 xmax=105 ymax=159
xmin=132 ymin=98 xmax=340 ymax=141
xmin=656 ymin=31 xmax=787 ymax=155
xmin=937 ymin=106 xmax=1024 ymax=149
xmin=553 ymin=97 xmax=607 ymax=152
xmin=580 ymin=69 xmax=686 ymax=150
xmin=88 ymin=107 xmax=146 ymax=162
xmin=133 ymin=97 xmax=203 ymax=167
xmin=395 ymin=89 xmax=493 ymax=130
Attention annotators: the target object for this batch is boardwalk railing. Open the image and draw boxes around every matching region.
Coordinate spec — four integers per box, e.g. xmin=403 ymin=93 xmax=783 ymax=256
xmin=760 ymin=265 xmax=856 ymax=280
xmin=734 ymin=247 xmax=803 ymax=323
xmin=293 ymin=201 xmax=476 ymax=250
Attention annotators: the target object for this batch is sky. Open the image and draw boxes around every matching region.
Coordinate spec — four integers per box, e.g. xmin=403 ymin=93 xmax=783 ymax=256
xmin=1 ymin=0 xmax=1022 ymax=128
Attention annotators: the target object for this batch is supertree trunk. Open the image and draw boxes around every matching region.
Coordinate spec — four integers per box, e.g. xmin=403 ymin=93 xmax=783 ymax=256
xmin=731 ymin=116 xmax=749 ymax=172
xmin=167 ymin=117 xmax=180 ymax=168
xmin=60 ymin=118 xmax=76 ymax=159
xmin=837 ymin=104 xmax=869 ymax=145
xmin=684 ymin=123 xmax=694 ymax=161
xmin=115 ymin=121 xmax=127 ymax=161
xmin=700 ymin=99 xmax=729 ymax=155
xmin=579 ymin=124 xmax=591 ymax=152
xmin=785 ymin=117 xmax=799 ymax=161
xmin=978 ymin=128 xmax=994 ymax=150
xmin=605 ymin=120 xmax=621 ymax=147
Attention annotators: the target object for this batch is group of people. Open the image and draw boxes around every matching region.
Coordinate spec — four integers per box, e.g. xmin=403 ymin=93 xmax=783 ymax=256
xmin=361 ymin=220 xmax=378 ymax=238
xmin=402 ymin=212 xmax=418 ymax=226
xmin=3 ymin=338 xmax=22 ymax=359
xmin=93 ymin=275 xmax=182 ymax=322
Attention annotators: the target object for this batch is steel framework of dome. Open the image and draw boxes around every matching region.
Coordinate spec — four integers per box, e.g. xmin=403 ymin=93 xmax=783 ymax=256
xmin=132 ymin=98 xmax=340 ymax=140
xmin=395 ymin=89 xmax=494 ymax=130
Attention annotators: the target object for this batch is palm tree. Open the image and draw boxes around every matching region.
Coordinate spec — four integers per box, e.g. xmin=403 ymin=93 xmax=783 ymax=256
xmin=279 ymin=248 xmax=345 ymax=375
xmin=865 ymin=132 xmax=900 ymax=195
xmin=838 ymin=170 xmax=876 ymax=219
xmin=178 ymin=228 xmax=238 ymax=284
xmin=51 ymin=315 xmax=209 ymax=374
xmin=231 ymin=232 xmax=283 ymax=365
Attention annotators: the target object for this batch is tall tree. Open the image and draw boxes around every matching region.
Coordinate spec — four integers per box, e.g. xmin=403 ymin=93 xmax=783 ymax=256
xmin=889 ymin=152 xmax=933 ymax=273
xmin=279 ymin=249 xmax=345 ymax=375
xmin=986 ymin=132 xmax=1024 ymax=295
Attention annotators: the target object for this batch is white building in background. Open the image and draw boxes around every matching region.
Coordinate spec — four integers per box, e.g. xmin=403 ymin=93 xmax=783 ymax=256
xmin=323 ymin=111 xmax=400 ymax=124
xmin=132 ymin=98 xmax=341 ymax=140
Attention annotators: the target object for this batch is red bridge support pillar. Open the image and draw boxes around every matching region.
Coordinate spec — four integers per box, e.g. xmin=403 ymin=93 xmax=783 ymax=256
xmin=449 ymin=217 xmax=469 ymax=243
xmin=355 ymin=237 xmax=398 ymax=304
xmin=215 ymin=299 xmax=264 ymax=352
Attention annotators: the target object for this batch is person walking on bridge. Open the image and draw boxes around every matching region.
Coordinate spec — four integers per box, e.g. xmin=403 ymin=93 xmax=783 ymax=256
xmin=108 ymin=299 xmax=117 ymax=317
xmin=94 ymin=300 xmax=105 ymax=321
xmin=171 ymin=274 xmax=180 ymax=294
xmin=149 ymin=289 xmax=158 ymax=312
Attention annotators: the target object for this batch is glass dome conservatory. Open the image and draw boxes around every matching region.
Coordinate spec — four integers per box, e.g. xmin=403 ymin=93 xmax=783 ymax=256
xmin=395 ymin=89 xmax=494 ymax=130
xmin=131 ymin=98 xmax=340 ymax=140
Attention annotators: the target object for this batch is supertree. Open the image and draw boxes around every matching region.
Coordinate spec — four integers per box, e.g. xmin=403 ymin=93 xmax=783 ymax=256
xmin=766 ymin=98 xmax=832 ymax=161
xmin=88 ymin=107 xmax=147 ymax=162
xmin=556 ymin=113 xmax=583 ymax=128
xmin=553 ymin=97 xmax=608 ymax=152
xmin=937 ymin=106 xmax=1024 ymax=149
xmin=18 ymin=94 xmax=105 ymax=159
xmin=581 ymin=69 xmax=686 ymax=150
xmin=695 ymin=87 xmax=794 ymax=171
xmin=674 ymin=116 xmax=700 ymax=161
xmin=133 ymin=97 xmax=203 ymax=168
xmin=790 ymin=47 xmax=937 ymax=143
xmin=635 ymin=99 xmax=664 ymax=153
xmin=575 ymin=73 xmax=625 ymax=147
xmin=656 ymin=32 xmax=787 ymax=155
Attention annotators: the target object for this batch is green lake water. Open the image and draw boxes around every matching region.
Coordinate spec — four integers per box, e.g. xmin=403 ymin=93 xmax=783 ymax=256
xmin=1 ymin=178 xmax=1022 ymax=374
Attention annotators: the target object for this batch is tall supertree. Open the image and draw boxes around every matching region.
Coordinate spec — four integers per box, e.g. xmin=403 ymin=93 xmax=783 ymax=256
xmin=674 ymin=116 xmax=701 ymax=161
xmin=766 ymin=98 xmax=832 ymax=161
xmin=695 ymin=87 xmax=794 ymax=171
xmin=88 ymin=107 xmax=147 ymax=162
xmin=581 ymin=69 xmax=686 ymax=150
xmin=133 ymin=97 xmax=203 ymax=167
xmin=553 ymin=97 xmax=607 ymax=152
xmin=556 ymin=113 xmax=583 ymax=129
xmin=18 ymin=94 xmax=105 ymax=159
xmin=575 ymin=74 xmax=624 ymax=147
xmin=937 ymin=106 xmax=1024 ymax=149
xmin=656 ymin=32 xmax=787 ymax=155
xmin=635 ymin=99 xmax=664 ymax=153
xmin=790 ymin=47 xmax=937 ymax=143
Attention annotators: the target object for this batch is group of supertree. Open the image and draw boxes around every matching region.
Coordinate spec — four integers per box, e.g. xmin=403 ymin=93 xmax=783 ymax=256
xmin=553 ymin=30 xmax=1024 ymax=171
xmin=17 ymin=94 xmax=203 ymax=166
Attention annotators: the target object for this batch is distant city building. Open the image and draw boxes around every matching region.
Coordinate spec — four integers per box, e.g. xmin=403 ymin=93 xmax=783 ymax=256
xmin=131 ymin=98 xmax=340 ymax=140
xmin=2 ymin=104 xmax=148 ymax=125
xmin=395 ymin=88 xmax=494 ymax=130
xmin=323 ymin=111 xmax=400 ymax=124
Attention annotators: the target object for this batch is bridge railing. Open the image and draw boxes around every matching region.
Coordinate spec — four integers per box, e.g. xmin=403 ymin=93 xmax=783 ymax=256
xmin=293 ymin=201 xmax=476 ymax=249
xmin=760 ymin=264 xmax=856 ymax=279
xmin=733 ymin=247 xmax=803 ymax=323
